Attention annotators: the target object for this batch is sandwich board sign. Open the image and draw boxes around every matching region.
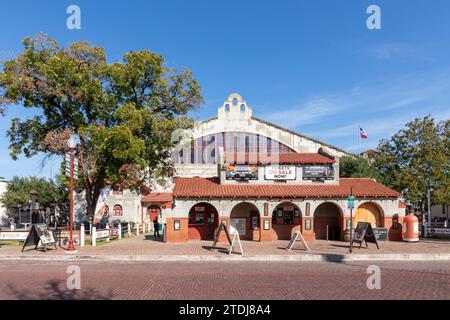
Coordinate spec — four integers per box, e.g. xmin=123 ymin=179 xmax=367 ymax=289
xmin=286 ymin=231 xmax=310 ymax=252
xmin=21 ymin=224 xmax=57 ymax=252
xmin=211 ymin=221 xmax=243 ymax=255
xmin=351 ymin=222 xmax=379 ymax=249
xmin=228 ymin=225 xmax=244 ymax=255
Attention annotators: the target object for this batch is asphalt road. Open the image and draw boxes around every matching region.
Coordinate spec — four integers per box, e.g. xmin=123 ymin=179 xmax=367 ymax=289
xmin=0 ymin=260 xmax=449 ymax=300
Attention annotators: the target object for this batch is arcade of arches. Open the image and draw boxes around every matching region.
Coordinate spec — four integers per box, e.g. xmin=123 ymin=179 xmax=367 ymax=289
xmin=177 ymin=201 xmax=388 ymax=242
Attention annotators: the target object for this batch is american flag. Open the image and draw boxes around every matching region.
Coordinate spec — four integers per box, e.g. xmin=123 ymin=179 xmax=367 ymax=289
xmin=360 ymin=127 xmax=368 ymax=139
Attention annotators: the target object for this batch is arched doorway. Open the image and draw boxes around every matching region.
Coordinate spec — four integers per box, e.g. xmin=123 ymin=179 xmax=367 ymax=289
xmin=230 ymin=202 xmax=260 ymax=241
xmin=188 ymin=203 xmax=218 ymax=240
xmin=355 ymin=202 xmax=383 ymax=227
xmin=271 ymin=203 xmax=302 ymax=240
xmin=314 ymin=202 xmax=342 ymax=240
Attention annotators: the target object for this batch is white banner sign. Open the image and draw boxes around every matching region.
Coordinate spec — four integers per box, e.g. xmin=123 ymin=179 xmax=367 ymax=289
xmin=95 ymin=230 xmax=110 ymax=239
xmin=265 ymin=166 xmax=296 ymax=180
xmin=0 ymin=232 xmax=28 ymax=241
xmin=428 ymin=227 xmax=450 ymax=235
xmin=93 ymin=185 xmax=112 ymax=224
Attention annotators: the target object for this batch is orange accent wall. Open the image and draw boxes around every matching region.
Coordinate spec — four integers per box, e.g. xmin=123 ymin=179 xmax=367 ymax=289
xmin=165 ymin=218 xmax=189 ymax=243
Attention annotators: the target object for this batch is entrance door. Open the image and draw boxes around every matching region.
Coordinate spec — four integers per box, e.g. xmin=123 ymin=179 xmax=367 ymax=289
xmin=314 ymin=202 xmax=341 ymax=240
xmin=147 ymin=206 xmax=160 ymax=222
xmin=355 ymin=203 xmax=382 ymax=227
xmin=188 ymin=203 xmax=218 ymax=240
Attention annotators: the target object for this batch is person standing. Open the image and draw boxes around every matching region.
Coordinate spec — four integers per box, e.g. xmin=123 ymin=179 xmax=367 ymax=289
xmin=153 ymin=216 xmax=160 ymax=238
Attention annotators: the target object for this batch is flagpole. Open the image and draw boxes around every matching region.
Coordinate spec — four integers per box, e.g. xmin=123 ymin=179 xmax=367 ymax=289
xmin=358 ymin=125 xmax=361 ymax=156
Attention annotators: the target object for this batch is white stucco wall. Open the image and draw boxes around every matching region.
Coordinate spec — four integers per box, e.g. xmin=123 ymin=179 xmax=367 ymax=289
xmin=74 ymin=189 xmax=142 ymax=224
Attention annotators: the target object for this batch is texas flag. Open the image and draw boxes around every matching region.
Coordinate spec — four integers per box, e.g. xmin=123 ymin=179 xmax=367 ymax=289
xmin=359 ymin=127 xmax=368 ymax=139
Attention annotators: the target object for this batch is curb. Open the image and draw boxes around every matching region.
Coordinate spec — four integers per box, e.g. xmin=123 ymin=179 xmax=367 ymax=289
xmin=0 ymin=253 xmax=449 ymax=262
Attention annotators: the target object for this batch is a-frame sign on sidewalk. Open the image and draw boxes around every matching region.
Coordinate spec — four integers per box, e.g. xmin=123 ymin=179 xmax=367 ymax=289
xmin=286 ymin=230 xmax=310 ymax=252
xmin=351 ymin=222 xmax=380 ymax=250
xmin=21 ymin=224 xmax=57 ymax=252
xmin=211 ymin=221 xmax=243 ymax=255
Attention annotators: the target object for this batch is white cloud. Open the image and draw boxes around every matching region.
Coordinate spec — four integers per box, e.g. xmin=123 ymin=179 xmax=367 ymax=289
xmin=258 ymin=67 xmax=450 ymax=133
xmin=366 ymin=43 xmax=434 ymax=62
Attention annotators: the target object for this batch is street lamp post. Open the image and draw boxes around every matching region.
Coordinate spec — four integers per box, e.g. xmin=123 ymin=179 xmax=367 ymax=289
xmin=426 ymin=188 xmax=432 ymax=238
xmin=66 ymin=136 xmax=77 ymax=252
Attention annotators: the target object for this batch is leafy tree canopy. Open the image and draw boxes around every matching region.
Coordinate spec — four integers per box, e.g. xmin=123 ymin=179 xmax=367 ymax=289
xmin=0 ymin=34 xmax=203 ymax=214
xmin=0 ymin=176 xmax=68 ymax=210
xmin=339 ymin=156 xmax=384 ymax=182
xmin=371 ymin=116 xmax=449 ymax=207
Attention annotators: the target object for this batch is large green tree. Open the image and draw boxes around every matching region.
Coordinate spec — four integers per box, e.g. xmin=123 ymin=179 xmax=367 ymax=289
xmin=372 ymin=116 xmax=449 ymax=207
xmin=0 ymin=34 xmax=203 ymax=215
xmin=339 ymin=155 xmax=384 ymax=182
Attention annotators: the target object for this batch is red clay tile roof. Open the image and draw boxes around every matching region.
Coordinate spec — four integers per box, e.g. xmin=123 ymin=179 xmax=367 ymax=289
xmin=141 ymin=192 xmax=173 ymax=203
xmin=224 ymin=152 xmax=335 ymax=165
xmin=173 ymin=177 xmax=400 ymax=199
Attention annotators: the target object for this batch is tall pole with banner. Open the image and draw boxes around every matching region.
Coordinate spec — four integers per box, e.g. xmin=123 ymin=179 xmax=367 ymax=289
xmin=348 ymin=187 xmax=355 ymax=253
xmin=66 ymin=136 xmax=78 ymax=253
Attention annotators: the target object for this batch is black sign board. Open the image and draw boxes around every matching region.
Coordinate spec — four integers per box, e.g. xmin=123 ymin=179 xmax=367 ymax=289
xmin=21 ymin=224 xmax=57 ymax=252
xmin=373 ymin=228 xmax=388 ymax=241
xmin=225 ymin=165 xmax=258 ymax=181
xmin=302 ymin=164 xmax=334 ymax=181
xmin=351 ymin=222 xmax=379 ymax=249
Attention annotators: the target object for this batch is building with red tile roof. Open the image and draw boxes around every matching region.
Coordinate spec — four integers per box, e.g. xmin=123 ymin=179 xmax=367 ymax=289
xmin=75 ymin=93 xmax=405 ymax=244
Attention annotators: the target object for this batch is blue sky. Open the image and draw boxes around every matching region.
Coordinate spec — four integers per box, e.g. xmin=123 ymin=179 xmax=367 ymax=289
xmin=1 ymin=0 xmax=450 ymax=180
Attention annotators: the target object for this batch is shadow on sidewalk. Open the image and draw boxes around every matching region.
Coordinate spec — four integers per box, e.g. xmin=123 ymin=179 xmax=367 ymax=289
xmin=6 ymin=279 xmax=114 ymax=300
xmin=144 ymin=235 xmax=164 ymax=242
xmin=201 ymin=245 xmax=230 ymax=254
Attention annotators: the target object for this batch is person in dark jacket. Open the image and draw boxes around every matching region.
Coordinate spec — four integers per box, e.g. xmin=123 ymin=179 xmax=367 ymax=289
xmin=153 ymin=217 xmax=160 ymax=238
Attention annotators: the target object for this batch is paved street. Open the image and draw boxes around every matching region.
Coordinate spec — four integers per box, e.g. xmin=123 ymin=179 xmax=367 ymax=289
xmin=0 ymin=260 xmax=449 ymax=300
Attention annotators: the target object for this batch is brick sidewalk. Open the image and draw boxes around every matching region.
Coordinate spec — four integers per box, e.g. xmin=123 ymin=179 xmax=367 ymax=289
xmin=1 ymin=233 xmax=449 ymax=257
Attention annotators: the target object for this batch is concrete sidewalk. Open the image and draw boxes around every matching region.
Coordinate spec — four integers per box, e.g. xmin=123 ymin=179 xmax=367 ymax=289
xmin=1 ymin=234 xmax=449 ymax=262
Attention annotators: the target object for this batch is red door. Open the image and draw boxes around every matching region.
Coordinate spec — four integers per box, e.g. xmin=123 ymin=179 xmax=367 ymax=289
xmin=147 ymin=206 xmax=160 ymax=222
xmin=188 ymin=204 xmax=218 ymax=240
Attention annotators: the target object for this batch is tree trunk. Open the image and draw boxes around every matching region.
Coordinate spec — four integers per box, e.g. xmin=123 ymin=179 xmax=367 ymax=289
xmin=84 ymin=171 xmax=106 ymax=221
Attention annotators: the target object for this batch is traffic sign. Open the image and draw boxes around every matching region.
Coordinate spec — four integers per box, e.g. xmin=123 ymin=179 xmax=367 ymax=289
xmin=348 ymin=196 xmax=355 ymax=209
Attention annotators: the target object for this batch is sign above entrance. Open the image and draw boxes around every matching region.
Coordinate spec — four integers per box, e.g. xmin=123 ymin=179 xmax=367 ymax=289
xmin=265 ymin=166 xmax=296 ymax=180
xmin=226 ymin=164 xmax=258 ymax=181
xmin=302 ymin=164 xmax=334 ymax=181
